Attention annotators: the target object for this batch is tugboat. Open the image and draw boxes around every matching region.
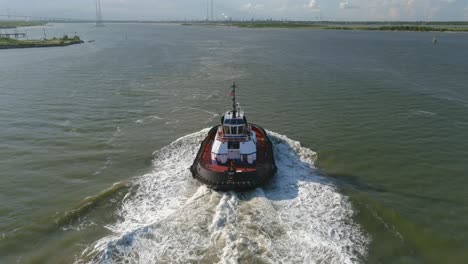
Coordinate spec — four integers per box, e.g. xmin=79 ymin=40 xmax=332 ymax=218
xmin=190 ymin=82 xmax=277 ymax=191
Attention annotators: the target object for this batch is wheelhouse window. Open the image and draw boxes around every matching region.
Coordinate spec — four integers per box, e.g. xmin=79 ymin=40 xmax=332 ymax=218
xmin=223 ymin=122 xmax=246 ymax=136
xmin=224 ymin=118 xmax=245 ymax=125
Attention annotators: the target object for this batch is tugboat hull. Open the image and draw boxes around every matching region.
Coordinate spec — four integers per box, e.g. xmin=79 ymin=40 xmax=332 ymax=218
xmin=190 ymin=125 xmax=277 ymax=191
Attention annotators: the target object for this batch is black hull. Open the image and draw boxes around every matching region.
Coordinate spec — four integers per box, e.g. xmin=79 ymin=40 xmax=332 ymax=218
xmin=190 ymin=125 xmax=277 ymax=191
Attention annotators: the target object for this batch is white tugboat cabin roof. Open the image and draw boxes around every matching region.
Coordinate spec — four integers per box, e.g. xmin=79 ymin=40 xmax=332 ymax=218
xmin=224 ymin=110 xmax=245 ymax=120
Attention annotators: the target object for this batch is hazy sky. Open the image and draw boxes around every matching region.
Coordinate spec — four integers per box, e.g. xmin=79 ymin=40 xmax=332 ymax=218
xmin=1 ymin=0 xmax=467 ymax=21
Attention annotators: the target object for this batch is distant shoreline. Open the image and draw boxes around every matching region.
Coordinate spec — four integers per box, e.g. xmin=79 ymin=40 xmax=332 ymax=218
xmin=232 ymin=24 xmax=468 ymax=32
xmin=111 ymin=20 xmax=468 ymax=32
xmin=2 ymin=19 xmax=468 ymax=33
xmin=0 ymin=21 xmax=47 ymax=29
xmin=179 ymin=21 xmax=468 ymax=32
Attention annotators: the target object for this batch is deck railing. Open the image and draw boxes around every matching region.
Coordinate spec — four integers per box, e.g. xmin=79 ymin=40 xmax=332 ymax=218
xmin=216 ymin=125 xmax=252 ymax=142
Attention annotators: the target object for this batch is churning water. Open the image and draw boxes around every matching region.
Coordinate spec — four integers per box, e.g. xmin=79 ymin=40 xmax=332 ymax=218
xmin=80 ymin=130 xmax=367 ymax=264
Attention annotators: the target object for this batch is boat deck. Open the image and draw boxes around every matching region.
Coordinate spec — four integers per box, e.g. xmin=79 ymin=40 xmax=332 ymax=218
xmin=200 ymin=126 xmax=268 ymax=173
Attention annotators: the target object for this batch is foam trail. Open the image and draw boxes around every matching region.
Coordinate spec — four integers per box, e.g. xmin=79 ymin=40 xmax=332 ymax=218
xmin=79 ymin=129 xmax=368 ymax=264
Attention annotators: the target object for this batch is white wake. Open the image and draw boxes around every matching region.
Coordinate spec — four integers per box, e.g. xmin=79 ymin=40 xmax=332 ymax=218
xmin=79 ymin=129 xmax=368 ymax=264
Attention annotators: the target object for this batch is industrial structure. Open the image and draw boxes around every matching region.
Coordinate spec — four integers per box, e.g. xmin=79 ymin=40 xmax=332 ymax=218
xmin=206 ymin=0 xmax=214 ymax=21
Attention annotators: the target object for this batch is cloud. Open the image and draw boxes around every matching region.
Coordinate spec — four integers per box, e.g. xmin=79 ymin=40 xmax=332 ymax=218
xmin=406 ymin=0 xmax=417 ymax=6
xmin=307 ymin=0 xmax=319 ymax=10
xmin=101 ymin=0 xmax=127 ymax=3
xmin=339 ymin=0 xmax=358 ymax=9
xmin=242 ymin=3 xmax=253 ymax=9
xmin=241 ymin=2 xmax=264 ymax=10
xmin=364 ymin=0 xmax=453 ymax=20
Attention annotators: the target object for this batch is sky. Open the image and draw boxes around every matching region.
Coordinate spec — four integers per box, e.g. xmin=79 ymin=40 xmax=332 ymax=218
xmin=0 ymin=0 xmax=467 ymax=21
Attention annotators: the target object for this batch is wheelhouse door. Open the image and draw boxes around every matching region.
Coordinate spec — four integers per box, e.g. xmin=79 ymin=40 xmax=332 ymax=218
xmin=227 ymin=141 xmax=240 ymax=160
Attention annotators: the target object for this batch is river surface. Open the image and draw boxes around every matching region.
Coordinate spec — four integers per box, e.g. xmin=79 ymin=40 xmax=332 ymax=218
xmin=1 ymin=23 xmax=468 ymax=264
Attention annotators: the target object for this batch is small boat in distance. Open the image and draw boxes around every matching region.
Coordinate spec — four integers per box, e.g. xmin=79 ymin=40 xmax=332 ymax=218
xmin=190 ymin=82 xmax=277 ymax=191
xmin=433 ymin=36 xmax=437 ymax=44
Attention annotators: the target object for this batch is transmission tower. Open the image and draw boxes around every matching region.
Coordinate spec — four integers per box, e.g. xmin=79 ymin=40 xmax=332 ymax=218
xmin=211 ymin=0 xmax=214 ymax=21
xmin=206 ymin=0 xmax=209 ymax=21
xmin=96 ymin=0 xmax=103 ymax=26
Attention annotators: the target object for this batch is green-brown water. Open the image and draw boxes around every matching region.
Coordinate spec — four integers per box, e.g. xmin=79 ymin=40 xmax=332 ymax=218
xmin=1 ymin=23 xmax=467 ymax=263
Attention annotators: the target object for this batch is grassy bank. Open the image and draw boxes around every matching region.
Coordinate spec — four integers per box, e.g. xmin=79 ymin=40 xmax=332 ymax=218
xmin=0 ymin=35 xmax=84 ymax=49
xmin=229 ymin=22 xmax=468 ymax=32
xmin=0 ymin=21 xmax=47 ymax=29
xmin=376 ymin=25 xmax=468 ymax=32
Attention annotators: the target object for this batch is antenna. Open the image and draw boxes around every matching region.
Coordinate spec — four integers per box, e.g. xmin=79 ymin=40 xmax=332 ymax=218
xmin=96 ymin=0 xmax=103 ymax=26
xmin=232 ymin=82 xmax=237 ymax=117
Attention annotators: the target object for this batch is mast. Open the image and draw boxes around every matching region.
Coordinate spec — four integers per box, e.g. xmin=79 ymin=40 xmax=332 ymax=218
xmin=232 ymin=82 xmax=237 ymax=117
